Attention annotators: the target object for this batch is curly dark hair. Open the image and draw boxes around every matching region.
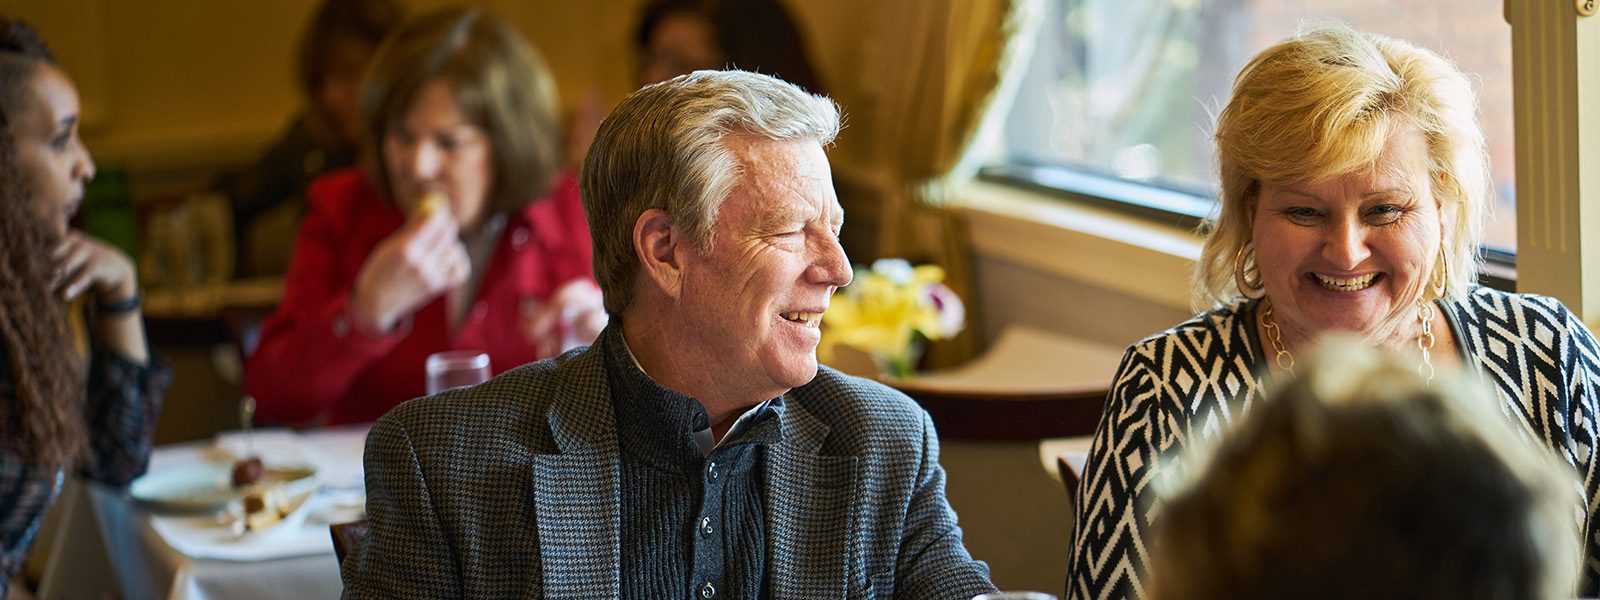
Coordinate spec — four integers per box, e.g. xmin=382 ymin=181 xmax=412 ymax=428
xmin=0 ymin=14 xmax=52 ymax=115
xmin=0 ymin=14 xmax=86 ymax=472
xmin=0 ymin=15 xmax=51 ymax=59
xmin=634 ymin=0 xmax=824 ymax=95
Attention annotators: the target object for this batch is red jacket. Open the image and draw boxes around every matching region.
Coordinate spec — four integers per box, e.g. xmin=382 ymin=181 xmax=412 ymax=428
xmin=245 ymin=168 xmax=593 ymax=425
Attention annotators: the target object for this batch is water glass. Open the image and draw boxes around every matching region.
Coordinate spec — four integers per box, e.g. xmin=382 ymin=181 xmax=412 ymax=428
xmin=972 ymin=593 xmax=1058 ymax=600
xmin=425 ymin=350 xmax=491 ymax=395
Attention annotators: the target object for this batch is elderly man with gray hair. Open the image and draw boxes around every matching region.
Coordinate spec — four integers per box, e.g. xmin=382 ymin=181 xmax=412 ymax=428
xmin=342 ymin=69 xmax=997 ymax=599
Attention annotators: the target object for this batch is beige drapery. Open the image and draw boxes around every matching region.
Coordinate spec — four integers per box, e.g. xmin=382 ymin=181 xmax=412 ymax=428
xmin=864 ymin=0 xmax=1041 ymax=366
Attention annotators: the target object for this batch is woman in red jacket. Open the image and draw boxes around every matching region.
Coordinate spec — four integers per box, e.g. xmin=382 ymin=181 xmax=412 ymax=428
xmin=246 ymin=7 xmax=603 ymax=425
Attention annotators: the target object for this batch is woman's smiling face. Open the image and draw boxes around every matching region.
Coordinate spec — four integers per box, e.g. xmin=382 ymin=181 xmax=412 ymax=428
xmin=1252 ymin=123 xmax=1443 ymax=344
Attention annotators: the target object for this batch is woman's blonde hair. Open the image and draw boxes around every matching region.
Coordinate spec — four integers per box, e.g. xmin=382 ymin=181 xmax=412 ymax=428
xmin=359 ymin=7 xmax=561 ymax=213
xmin=1193 ymin=24 xmax=1488 ymax=311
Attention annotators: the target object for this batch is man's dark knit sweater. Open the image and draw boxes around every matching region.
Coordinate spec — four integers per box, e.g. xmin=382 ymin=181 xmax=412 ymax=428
xmin=605 ymin=328 xmax=783 ymax=600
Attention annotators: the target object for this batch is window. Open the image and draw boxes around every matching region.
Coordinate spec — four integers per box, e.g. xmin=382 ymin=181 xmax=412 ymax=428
xmin=990 ymin=0 xmax=1517 ymax=256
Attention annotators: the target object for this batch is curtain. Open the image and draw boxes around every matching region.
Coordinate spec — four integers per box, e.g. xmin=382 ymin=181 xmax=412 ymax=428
xmin=867 ymin=0 xmax=1042 ymax=367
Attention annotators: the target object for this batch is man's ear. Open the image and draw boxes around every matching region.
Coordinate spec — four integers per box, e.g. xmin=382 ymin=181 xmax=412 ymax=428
xmin=634 ymin=209 xmax=683 ymax=300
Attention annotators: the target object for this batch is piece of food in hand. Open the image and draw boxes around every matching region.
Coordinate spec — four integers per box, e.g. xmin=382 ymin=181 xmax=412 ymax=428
xmin=418 ymin=192 xmax=447 ymax=217
xmin=231 ymin=457 xmax=265 ymax=488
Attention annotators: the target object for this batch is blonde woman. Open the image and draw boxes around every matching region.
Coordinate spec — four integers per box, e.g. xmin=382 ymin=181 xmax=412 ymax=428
xmin=1065 ymin=25 xmax=1600 ymax=599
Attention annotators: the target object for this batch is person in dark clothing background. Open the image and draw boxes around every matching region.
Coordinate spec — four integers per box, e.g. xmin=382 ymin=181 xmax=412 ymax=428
xmin=634 ymin=0 xmax=825 ymax=94
xmin=226 ymin=0 xmax=402 ymax=277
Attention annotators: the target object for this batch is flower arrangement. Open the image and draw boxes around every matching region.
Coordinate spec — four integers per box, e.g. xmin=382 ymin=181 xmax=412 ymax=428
xmin=818 ymin=258 xmax=965 ymax=379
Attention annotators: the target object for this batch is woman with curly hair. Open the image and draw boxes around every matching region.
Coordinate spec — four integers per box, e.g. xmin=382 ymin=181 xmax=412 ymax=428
xmin=0 ymin=16 xmax=169 ymax=595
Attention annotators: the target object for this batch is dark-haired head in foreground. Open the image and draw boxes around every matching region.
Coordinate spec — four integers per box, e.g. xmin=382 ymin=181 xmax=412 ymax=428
xmin=1152 ymin=338 xmax=1581 ymax=600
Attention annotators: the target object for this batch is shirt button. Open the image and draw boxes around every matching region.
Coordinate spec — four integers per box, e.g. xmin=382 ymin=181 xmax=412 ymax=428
xmin=471 ymin=301 xmax=488 ymax=321
xmin=699 ymin=516 xmax=713 ymax=537
xmin=698 ymin=582 xmax=716 ymax=599
xmin=511 ymin=226 xmax=530 ymax=251
xmin=332 ymin=315 xmax=349 ymax=338
xmin=706 ymin=461 xmax=719 ymax=482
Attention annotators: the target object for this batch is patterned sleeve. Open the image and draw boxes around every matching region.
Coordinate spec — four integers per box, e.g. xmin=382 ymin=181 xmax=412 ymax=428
xmin=79 ymin=345 xmax=171 ymax=486
xmin=1455 ymin=290 xmax=1600 ymax=595
xmin=342 ymin=411 xmax=462 ymax=598
xmin=1555 ymin=302 xmax=1600 ymax=596
xmin=1066 ymin=346 xmax=1163 ymax=600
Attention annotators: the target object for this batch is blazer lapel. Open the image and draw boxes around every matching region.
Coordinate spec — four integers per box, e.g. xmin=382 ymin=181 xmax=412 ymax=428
xmin=532 ymin=451 xmax=620 ymax=599
xmin=766 ymin=400 xmax=859 ymax=599
xmin=531 ymin=349 xmax=622 ymax=599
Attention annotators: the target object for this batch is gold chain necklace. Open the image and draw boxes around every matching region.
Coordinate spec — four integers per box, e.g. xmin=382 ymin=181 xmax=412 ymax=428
xmin=1259 ymin=297 xmax=1436 ymax=384
xmin=1260 ymin=299 xmax=1296 ymax=377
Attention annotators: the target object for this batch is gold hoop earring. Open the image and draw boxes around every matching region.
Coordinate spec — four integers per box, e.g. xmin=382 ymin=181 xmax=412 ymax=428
xmin=1235 ymin=242 xmax=1266 ymax=300
xmin=1427 ymin=247 xmax=1449 ymax=300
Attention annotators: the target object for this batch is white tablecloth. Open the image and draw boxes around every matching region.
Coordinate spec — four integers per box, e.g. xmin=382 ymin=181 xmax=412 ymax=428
xmin=40 ymin=424 xmax=371 ymax=600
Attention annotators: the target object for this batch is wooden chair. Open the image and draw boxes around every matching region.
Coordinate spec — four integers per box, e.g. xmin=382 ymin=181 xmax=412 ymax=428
xmin=1057 ymin=451 xmax=1088 ymax=499
xmin=330 ymin=519 xmax=370 ymax=564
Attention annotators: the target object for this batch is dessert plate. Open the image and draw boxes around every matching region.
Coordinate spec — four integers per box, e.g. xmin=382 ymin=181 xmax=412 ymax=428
xmin=131 ymin=463 xmax=315 ymax=512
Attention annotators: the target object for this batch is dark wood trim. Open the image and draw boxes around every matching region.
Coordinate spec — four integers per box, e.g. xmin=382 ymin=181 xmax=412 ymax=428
xmin=893 ymin=382 xmax=1109 ymax=440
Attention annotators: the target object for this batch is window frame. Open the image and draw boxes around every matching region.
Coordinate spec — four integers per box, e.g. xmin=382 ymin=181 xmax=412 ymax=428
xmin=977 ymin=163 xmax=1519 ymax=293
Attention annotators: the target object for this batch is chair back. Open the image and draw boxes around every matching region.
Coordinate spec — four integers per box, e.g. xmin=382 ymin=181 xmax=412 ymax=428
xmin=1058 ymin=451 xmax=1088 ymax=499
xmin=330 ymin=519 xmax=371 ymax=564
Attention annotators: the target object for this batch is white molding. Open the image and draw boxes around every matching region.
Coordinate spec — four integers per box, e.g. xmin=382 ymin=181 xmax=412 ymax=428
xmin=955 ymin=180 xmax=1201 ymax=312
xmin=1510 ymin=0 xmax=1600 ymax=328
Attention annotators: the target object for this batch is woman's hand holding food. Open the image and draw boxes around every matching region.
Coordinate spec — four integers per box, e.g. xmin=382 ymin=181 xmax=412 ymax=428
xmin=349 ymin=194 xmax=471 ymax=334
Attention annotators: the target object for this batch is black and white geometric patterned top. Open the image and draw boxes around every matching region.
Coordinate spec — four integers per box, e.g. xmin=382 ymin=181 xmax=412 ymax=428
xmin=1065 ymin=286 xmax=1600 ymax=600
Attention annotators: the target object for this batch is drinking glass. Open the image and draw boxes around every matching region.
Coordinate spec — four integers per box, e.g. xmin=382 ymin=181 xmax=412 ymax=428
xmin=425 ymin=350 xmax=491 ymax=395
xmin=972 ymin=593 xmax=1058 ymax=600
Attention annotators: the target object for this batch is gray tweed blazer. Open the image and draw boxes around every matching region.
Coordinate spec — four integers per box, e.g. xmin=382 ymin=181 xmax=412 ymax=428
xmin=341 ymin=334 xmax=995 ymax=599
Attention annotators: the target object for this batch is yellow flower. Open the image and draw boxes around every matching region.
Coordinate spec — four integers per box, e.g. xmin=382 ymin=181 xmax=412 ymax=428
xmin=818 ymin=259 xmax=964 ymax=377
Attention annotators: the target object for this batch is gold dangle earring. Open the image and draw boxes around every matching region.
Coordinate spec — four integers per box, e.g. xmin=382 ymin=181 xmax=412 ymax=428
xmin=1235 ymin=242 xmax=1266 ymax=299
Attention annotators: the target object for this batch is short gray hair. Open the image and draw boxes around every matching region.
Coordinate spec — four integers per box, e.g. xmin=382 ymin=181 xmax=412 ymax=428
xmin=581 ymin=69 xmax=840 ymax=315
